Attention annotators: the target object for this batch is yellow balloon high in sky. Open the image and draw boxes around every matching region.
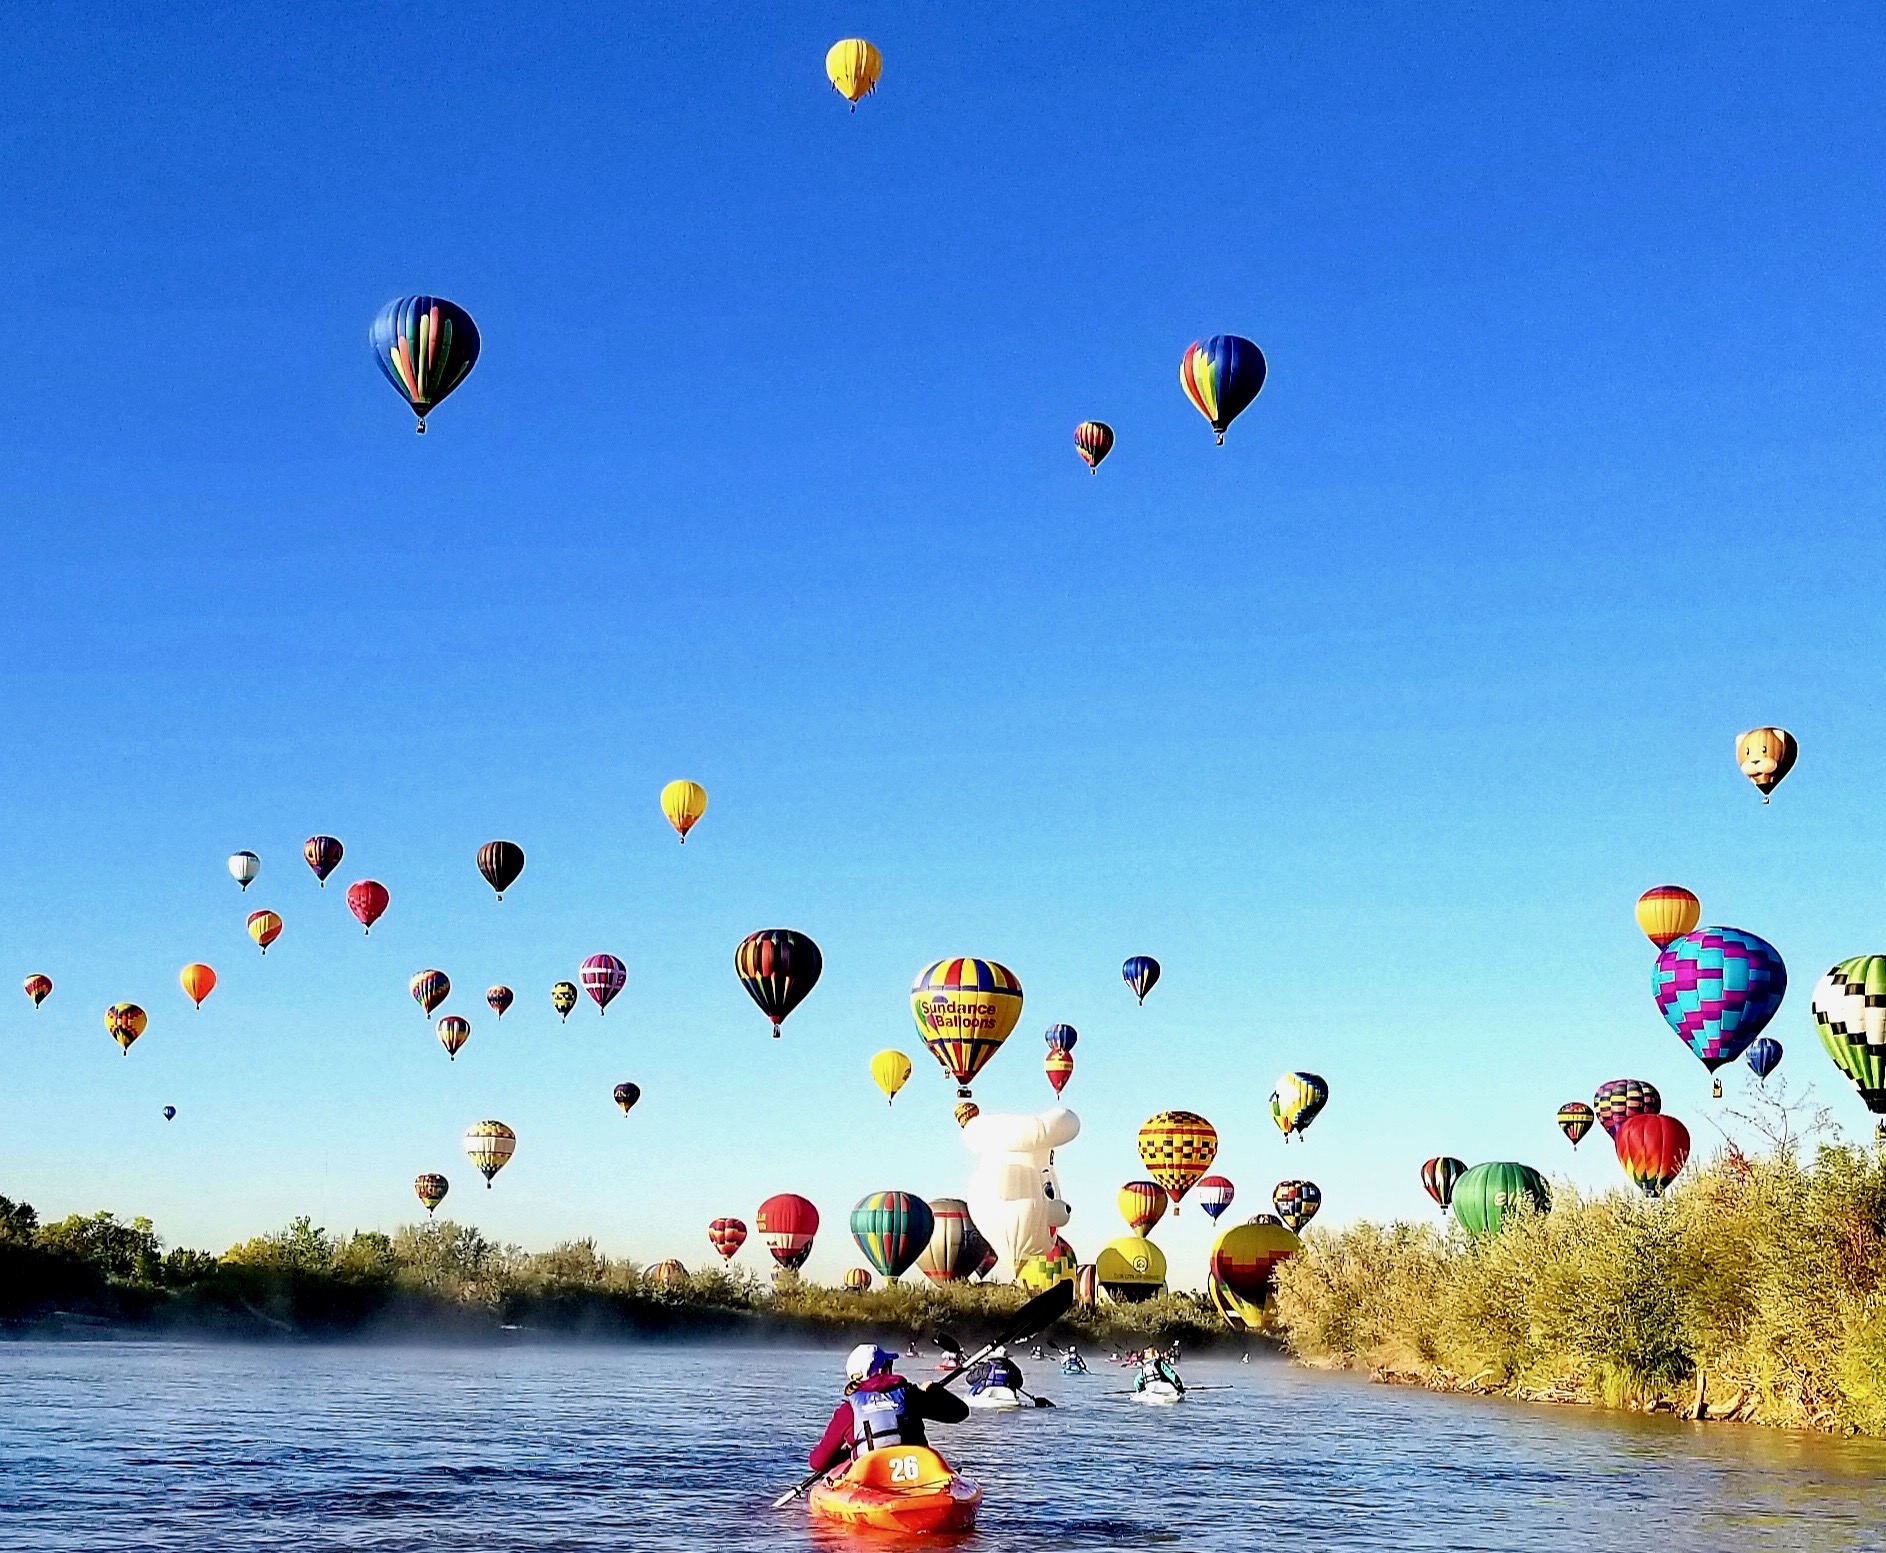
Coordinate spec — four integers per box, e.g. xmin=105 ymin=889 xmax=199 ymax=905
xmin=660 ymin=779 xmax=707 ymax=843
xmin=825 ymin=38 xmax=882 ymax=108
xmin=179 ymin=963 xmax=217 ymax=1009
xmin=870 ymin=1048 xmax=913 ymax=1104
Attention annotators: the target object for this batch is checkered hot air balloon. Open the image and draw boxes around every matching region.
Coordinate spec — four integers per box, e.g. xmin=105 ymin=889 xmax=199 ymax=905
xmin=551 ymin=981 xmax=578 ymax=1021
xmin=105 ymin=1002 xmax=146 ymax=1055
xmin=581 ymin=954 xmax=627 ymax=1014
xmin=1653 ymin=927 xmax=1787 ymax=1075
xmin=1272 ymin=1180 xmax=1321 ymax=1233
xmin=1594 ymin=1079 xmax=1661 ymax=1140
xmin=911 ymin=958 xmax=1023 ymax=1097
xmin=1811 ymin=956 xmax=1886 ymax=1120
xmin=1136 ymin=1112 xmax=1218 ymax=1213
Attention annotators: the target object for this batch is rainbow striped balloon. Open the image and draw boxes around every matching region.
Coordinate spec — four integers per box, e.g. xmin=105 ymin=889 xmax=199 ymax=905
xmin=1179 ymin=334 xmax=1267 ymax=443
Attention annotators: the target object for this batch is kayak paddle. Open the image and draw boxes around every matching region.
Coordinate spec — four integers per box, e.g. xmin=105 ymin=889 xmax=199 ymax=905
xmin=773 ymin=1281 xmax=1075 ymax=1508
xmin=931 ymin=1324 xmax=1057 ymax=1408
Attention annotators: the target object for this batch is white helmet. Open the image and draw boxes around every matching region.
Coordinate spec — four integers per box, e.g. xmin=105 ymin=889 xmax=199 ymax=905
xmin=846 ymin=1343 xmax=894 ymax=1381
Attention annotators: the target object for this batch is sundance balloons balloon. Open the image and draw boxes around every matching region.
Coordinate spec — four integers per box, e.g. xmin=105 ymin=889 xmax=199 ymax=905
xmin=612 ymin=1081 xmax=641 ymax=1116
xmin=346 ymin=879 xmax=389 ymax=934
xmin=1074 ymin=420 xmax=1114 ymax=473
xmin=850 ymin=1191 xmax=935 ymax=1280
xmin=437 ymin=1015 xmax=471 ymax=1060
xmin=246 ymin=910 xmax=282 ymax=955
xmin=411 ymin=969 xmax=450 ymax=1017
xmin=415 ymin=1173 xmax=449 ymax=1215
xmin=227 ymin=850 xmax=260 ymax=891
xmin=1136 ymin=1111 xmax=1218 ymax=1212
xmin=1421 ymin=1156 xmax=1466 ymax=1212
xmin=1122 ymin=956 xmax=1160 ymax=1004
xmin=486 ymin=985 xmax=513 ymax=1018
xmin=1615 ymin=1113 xmax=1691 ymax=1198
xmin=1636 ymin=885 xmax=1701 ymax=950
xmin=1117 ymin=1181 xmax=1168 ymax=1237
xmin=1594 ymin=1079 xmax=1661 ymax=1140
xmin=477 ymin=841 xmax=525 ymax=900
xmin=755 ymin=1194 xmax=820 ymax=1270
xmin=1270 ymin=1072 xmax=1329 ymax=1139
xmin=580 ymin=954 xmax=626 ymax=1014
xmin=1810 ymin=956 xmax=1886 ymax=1119
xmin=371 ymin=295 xmax=480 ymax=433
xmin=1195 ymin=1175 xmax=1236 ymax=1221
xmin=660 ymin=780 xmax=707 ymax=843
xmin=1735 ymin=727 xmax=1797 ymax=803
xmin=825 ymin=38 xmax=881 ymax=108
xmin=303 ymin=836 xmax=342 ymax=885
xmin=1556 ymin=1101 xmax=1595 ymax=1148
xmin=870 ymin=1049 xmax=912 ymax=1105
xmin=911 ymin=958 xmax=1023 ymax=1097
xmin=707 ymin=1218 xmax=747 ymax=1260
xmin=23 ymin=973 xmax=52 ymax=1008
xmin=551 ymin=981 xmax=578 ymax=1021
xmin=736 ymin=929 xmax=823 ymax=1038
xmin=179 ymin=963 xmax=217 ymax=1009
xmin=1745 ymin=1035 xmax=1783 ymax=1083
xmin=1653 ymin=927 xmax=1787 ymax=1073
xmin=1180 ymin=334 xmax=1267 ymax=444
xmin=105 ymin=1003 xmax=147 ymax=1054
xmin=463 ymin=1120 xmax=516 ymax=1186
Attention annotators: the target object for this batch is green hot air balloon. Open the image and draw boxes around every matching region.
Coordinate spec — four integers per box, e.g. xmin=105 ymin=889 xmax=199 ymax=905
xmin=1811 ymin=955 xmax=1886 ymax=1122
xmin=1451 ymin=1162 xmax=1550 ymax=1237
xmin=849 ymin=1191 xmax=935 ymax=1280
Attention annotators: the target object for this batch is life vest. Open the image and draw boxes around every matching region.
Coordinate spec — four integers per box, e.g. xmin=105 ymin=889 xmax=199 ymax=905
xmin=847 ymin=1382 xmax=912 ymax=1453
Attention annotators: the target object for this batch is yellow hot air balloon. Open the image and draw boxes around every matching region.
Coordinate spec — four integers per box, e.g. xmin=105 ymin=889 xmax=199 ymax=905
xmin=1735 ymin=726 xmax=1798 ymax=802
xmin=870 ymin=1049 xmax=913 ymax=1105
xmin=825 ymin=38 xmax=882 ymax=108
xmin=660 ymin=779 xmax=708 ymax=843
xmin=1634 ymin=886 xmax=1700 ymax=950
xmin=179 ymin=963 xmax=217 ymax=1009
xmin=105 ymin=1002 xmax=148 ymax=1054
xmin=1136 ymin=1111 xmax=1218 ymax=1213
xmin=1117 ymin=1181 xmax=1168 ymax=1237
xmin=1094 ymin=1235 xmax=1167 ymax=1303
xmin=464 ymin=1120 xmax=516 ymax=1187
xmin=910 ymin=958 xmax=1024 ymax=1098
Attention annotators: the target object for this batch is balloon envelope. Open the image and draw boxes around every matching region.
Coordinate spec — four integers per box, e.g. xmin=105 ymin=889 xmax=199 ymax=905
xmin=1180 ymin=334 xmax=1267 ymax=442
xmin=1653 ymin=927 xmax=1787 ymax=1072
xmin=870 ymin=1049 xmax=913 ymax=1104
xmin=179 ymin=963 xmax=217 ymax=1009
xmin=370 ymin=295 xmax=480 ymax=431
xmin=1594 ymin=1078 xmax=1662 ymax=1139
xmin=1044 ymin=1048 xmax=1074 ymax=1095
xmin=737 ymin=930 xmax=823 ymax=1037
xmin=411 ymin=970 xmax=450 ymax=1016
xmin=1136 ymin=1112 xmax=1217 ymax=1209
xmin=1122 ymin=956 xmax=1160 ymax=1003
xmin=1117 ymin=1181 xmax=1168 ymax=1237
xmin=756 ymin=1193 xmax=820 ymax=1269
xmin=227 ymin=851 xmax=260 ymax=890
xmin=1557 ymin=1102 xmax=1595 ymax=1147
xmin=1270 ymin=1073 xmax=1329 ymax=1138
xmin=486 ymin=985 xmax=513 ymax=1018
xmin=303 ymin=835 xmax=343 ymax=883
xmin=246 ymin=910 xmax=282 ymax=953
xmin=849 ymin=1191 xmax=935 ymax=1279
xmin=551 ymin=981 xmax=578 ymax=1020
xmin=1195 ymin=1175 xmax=1235 ymax=1221
xmin=477 ymin=841 xmax=524 ymax=899
xmin=1810 ymin=956 xmax=1886 ymax=1115
xmin=1735 ymin=726 xmax=1797 ymax=801
xmin=23 ymin=974 xmax=52 ymax=1008
xmin=580 ymin=954 xmax=626 ymax=1013
xmin=1043 ymin=1023 xmax=1078 ymax=1054
xmin=916 ymin=1198 xmax=988 ymax=1282
xmin=843 ymin=1267 xmax=873 ymax=1293
xmin=1272 ymin=1180 xmax=1321 ymax=1233
xmin=347 ymin=879 xmax=389 ymax=933
xmin=1095 ymin=1234 xmax=1168 ymax=1302
xmin=708 ymin=1218 xmax=748 ymax=1260
xmin=1452 ymin=1162 xmax=1549 ymax=1236
xmin=1074 ymin=420 xmax=1114 ymax=472
xmin=1636 ymin=885 xmax=1701 ymax=949
xmin=1615 ymin=1113 xmax=1691 ymax=1197
xmin=1208 ymin=1220 xmax=1300 ymax=1306
xmin=105 ymin=1003 xmax=147 ymax=1053
xmin=463 ymin=1120 xmax=515 ymax=1186
xmin=1744 ymin=1036 xmax=1783 ymax=1081
xmin=1421 ymin=1156 xmax=1466 ymax=1211
xmin=415 ymin=1173 xmax=449 ymax=1214
xmin=660 ymin=781 xmax=707 ymax=842
xmin=825 ymin=37 xmax=882 ymax=104
xmin=437 ymin=1016 xmax=471 ymax=1060
xmin=911 ymin=958 xmax=1023 ymax=1096
xmin=613 ymin=1082 xmax=641 ymax=1115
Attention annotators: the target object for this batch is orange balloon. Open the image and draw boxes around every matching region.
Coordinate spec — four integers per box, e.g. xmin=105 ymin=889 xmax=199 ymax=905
xmin=179 ymin=963 xmax=218 ymax=1009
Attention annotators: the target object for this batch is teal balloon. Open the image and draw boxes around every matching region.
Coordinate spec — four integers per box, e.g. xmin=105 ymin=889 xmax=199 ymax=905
xmin=849 ymin=1191 xmax=935 ymax=1280
xmin=1451 ymin=1162 xmax=1550 ymax=1237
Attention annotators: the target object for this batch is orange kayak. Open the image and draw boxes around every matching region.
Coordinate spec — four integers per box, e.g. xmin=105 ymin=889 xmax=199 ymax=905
xmin=806 ymin=1445 xmax=981 ymax=1534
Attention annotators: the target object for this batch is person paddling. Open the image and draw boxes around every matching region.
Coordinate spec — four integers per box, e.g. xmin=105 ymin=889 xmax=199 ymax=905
xmin=1062 ymin=1345 xmax=1088 ymax=1375
xmin=808 ymin=1345 xmax=969 ymax=1475
xmin=1134 ymin=1347 xmax=1184 ymax=1395
xmin=965 ymin=1345 xmax=1024 ymax=1397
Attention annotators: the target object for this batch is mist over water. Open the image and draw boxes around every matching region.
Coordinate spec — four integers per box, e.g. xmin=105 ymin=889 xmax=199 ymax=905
xmin=4 ymin=1341 xmax=1881 ymax=1551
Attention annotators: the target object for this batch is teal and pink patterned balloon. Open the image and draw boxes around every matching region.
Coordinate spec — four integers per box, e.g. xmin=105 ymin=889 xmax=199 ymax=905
xmin=849 ymin=1191 xmax=935 ymax=1280
xmin=1653 ymin=926 xmax=1786 ymax=1073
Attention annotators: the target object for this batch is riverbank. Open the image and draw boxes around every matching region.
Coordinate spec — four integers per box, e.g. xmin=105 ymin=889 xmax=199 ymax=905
xmin=1271 ymin=1142 xmax=1886 ymax=1436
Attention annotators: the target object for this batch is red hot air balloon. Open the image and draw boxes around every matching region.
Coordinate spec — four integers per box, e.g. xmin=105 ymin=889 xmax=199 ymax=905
xmin=1044 ymin=1047 xmax=1074 ymax=1095
xmin=346 ymin=880 xmax=389 ymax=934
xmin=304 ymin=835 xmax=343 ymax=885
xmin=755 ymin=1193 xmax=820 ymax=1270
xmin=580 ymin=954 xmax=626 ymax=1014
xmin=1421 ymin=1156 xmax=1466 ymax=1212
xmin=1615 ymin=1113 xmax=1691 ymax=1199
xmin=735 ymin=929 xmax=823 ymax=1038
xmin=1074 ymin=420 xmax=1114 ymax=473
xmin=708 ymin=1218 xmax=748 ymax=1261
xmin=486 ymin=985 xmax=513 ymax=1018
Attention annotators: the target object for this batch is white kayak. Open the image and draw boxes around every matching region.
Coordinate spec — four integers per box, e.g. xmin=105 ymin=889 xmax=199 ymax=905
xmin=1133 ymin=1379 xmax=1185 ymax=1405
xmin=967 ymin=1386 xmax=1024 ymax=1410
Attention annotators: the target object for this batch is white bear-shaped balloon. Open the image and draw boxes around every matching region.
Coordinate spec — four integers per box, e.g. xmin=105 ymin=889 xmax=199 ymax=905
xmin=961 ymin=1106 xmax=1080 ymax=1281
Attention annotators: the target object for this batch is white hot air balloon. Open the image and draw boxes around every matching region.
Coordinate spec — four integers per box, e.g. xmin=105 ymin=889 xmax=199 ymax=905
xmin=228 ymin=850 xmax=261 ymax=891
xmin=960 ymin=1107 xmax=1080 ymax=1281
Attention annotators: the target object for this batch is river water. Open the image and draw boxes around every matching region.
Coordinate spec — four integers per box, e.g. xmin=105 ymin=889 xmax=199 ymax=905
xmin=3 ymin=1340 xmax=1882 ymax=1550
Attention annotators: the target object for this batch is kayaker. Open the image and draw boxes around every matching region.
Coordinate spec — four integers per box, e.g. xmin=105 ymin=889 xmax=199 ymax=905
xmin=1134 ymin=1348 xmax=1184 ymax=1394
xmin=809 ymin=1345 xmax=969 ymax=1474
xmin=1062 ymin=1345 xmax=1088 ymax=1375
xmin=965 ymin=1346 xmax=1024 ymax=1395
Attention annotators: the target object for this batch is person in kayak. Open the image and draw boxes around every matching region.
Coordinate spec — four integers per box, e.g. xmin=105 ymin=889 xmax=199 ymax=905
xmin=809 ymin=1344 xmax=969 ymax=1474
xmin=964 ymin=1346 xmax=1025 ymax=1396
xmin=1134 ymin=1348 xmax=1184 ymax=1394
xmin=1062 ymin=1345 xmax=1088 ymax=1375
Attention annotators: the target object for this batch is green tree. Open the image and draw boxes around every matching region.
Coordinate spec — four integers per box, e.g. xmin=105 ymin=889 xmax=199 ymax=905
xmin=36 ymin=1211 xmax=164 ymax=1282
xmin=0 ymin=1194 xmax=39 ymax=1244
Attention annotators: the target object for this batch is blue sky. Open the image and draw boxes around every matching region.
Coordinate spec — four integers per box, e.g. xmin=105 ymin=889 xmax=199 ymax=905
xmin=3 ymin=3 xmax=1883 ymax=1285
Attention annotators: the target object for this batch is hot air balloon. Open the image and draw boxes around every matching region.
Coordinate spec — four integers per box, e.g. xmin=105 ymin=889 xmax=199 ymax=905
xmin=1018 ymin=1233 xmax=1078 ymax=1292
xmin=1122 ymin=956 xmax=1160 ymax=1004
xmin=1136 ymin=1111 xmax=1218 ymax=1213
xmin=1270 ymin=1073 xmax=1329 ymax=1140
xmin=161 ymin=1105 xmax=176 ymax=1121
xmin=843 ymin=1267 xmax=873 ymax=1293
xmin=246 ymin=910 xmax=282 ymax=955
xmin=736 ymin=929 xmax=823 ymax=1038
xmin=1594 ymin=1079 xmax=1662 ymax=1140
xmin=23 ymin=973 xmax=52 ymax=1008
xmin=1044 ymin=1049 xmax=1074 ymax=1095
xmin=660 ymin=781 xmax=707 ymax=843
xmin=871 ymin=1049 xmax=913 ymax=1104
xmin=347 ymin=880 xmax=389 ymax=934
xmin=1043 ymin=1023 xmax=1078 ymax=1054
xmin=1452 ymin=1162 xmax=1549 ymax=1237
xmin=228 ymin=850 xmax=260 ymax=891
xmin=303 ymin=835 xmax=342 ymax=885
xmin=179 ymin=963 xmax=217 ymax=1009
xmin=755 ymin=1193 xmax=819 ymax=1270
xmin=953 ymin=1101 xmax=980 ymax=1127
xmin=850 ymin=1191 xmax=935 ymax=1280
xmin=1745 ymin=1036 xmax=1783 ymax=1083
xmin=1180 ymin=334 xmax=1267 ymax=444
xmin=1735 ymin=727 xmax=1797 ymax=803
xmin=825 ymin=37 xmax=881 ymax=108
xmin=1195 ymin=1175 xmax=1235 ymax=1221
xmin=105 ymin=1003 xmax=147 ymax=1054
xmin=1075 ymin=1262 xmax=1098 ymax=1308
xmin=437 ymin=1016 xmax=471 ymax=1060
xmin=708 ymin=1218 xmax=748 ymax=1260
xmin=1556 ymin=1102 xmax=1595 ymax=1148
xmin=463 ymin=1120 xmax=515 ymax=1186
xmin=1636 ymin=886 xmax=1701 ymax=950
xmin=974 ymin=1246 xmax=999 ymax=1281
xmin=1615 ymin=1113 xmax=1691 ymax=1198
xmin=916 ymin=1198 xmax=988 ymax=1282
xmin=411 ymin=970 xmax=450 ymax=1017
xmin=1247 ymin=1214 xmax=1284 ymax=1226
xmin=415 ymin=1173 xmax=449 ymax=1215
xmin=1208 ymin=1220 xmax=1299 ymax=1308
xmin=580 ymin=953 xmax=626 ymax=1014
xmin=1117 ymin=1180 xmax=1169 ymax=1237
xmin=613 ymin=1082 xmax=641 ymax=1116
xmin=647 ymin=1259 xmax=688 ymax=1290
xmin=1421 ymin=1156 xmax=1466 ymax=1212
xmin=486 ymin=985 xmax=513 ymax=1018
xmin=911 ymin=958 xmax=1023 ymax=1096
xmin=477 ymin=841 xmax=525 ymax=900
xmin=370 ymin=295 xmax=480 ymax=433
xmin=551 ymin=981 xmax=578 ymax=1021
xmin=1272 ymin=1180 xmax=1322 ymax=1233
xmin=1074 ymin=421 xmax=1114 ymax=473
xmin=1095 ymin=1235 xmax=1168 ymax=1303
xmin=1810 ymin=956 xmax=1886 ymax=1120
xmin=1654 ymin=927 xmax=1787 ymax=1075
